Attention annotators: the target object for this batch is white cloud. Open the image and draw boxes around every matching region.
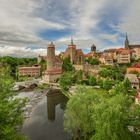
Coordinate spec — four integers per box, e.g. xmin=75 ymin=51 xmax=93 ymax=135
xmin=99 ymin=33 xmax=119 ymax=43
xmin=0 ymin=0 xmax=65 ymax=47
xmin=69 ymin=0 xmax=107 ymax=38
xmin=0 ymin=45 xmax=47 ymax=57
xmin=0 ymin=0 xmax=140 ymax=57
xmin=108 ymin=0 xmax=140 ymax=44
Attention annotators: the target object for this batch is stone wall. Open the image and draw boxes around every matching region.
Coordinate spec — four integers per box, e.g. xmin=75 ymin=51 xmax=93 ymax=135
xmin=43 ymin=74 xmax=61 ymax=83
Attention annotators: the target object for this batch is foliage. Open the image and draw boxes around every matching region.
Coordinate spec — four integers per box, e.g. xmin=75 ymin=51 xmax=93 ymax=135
xmin=98 ymin=78 xmax=113 ymax=90
xmin=35 ymin=83 xmax=49 ymax=90
xmin=0 ymin=67 xmax=27 ymax=140
xmin=85 ymin=57 xmax=99 ymax=65
xmin=62 ymin=58 xmax=73 ymax=72
xmin=91 ymin=93 xmax=132 ymax=140
xmin=73 ymin=70 xmax=83 ymax=84
xmin=0 ymin=56 xmax=37 ymax=78
xmin=59 ymin=72 xmax=73 ymax=91
xmin=18 ymin=76 xmax=33 ymax=82
xmin=88 ymin=76 xmax=97 ymax=86
xmin=64 ymin=84 xmax=140 ymax=140
xmin=64 ymin=87 xmax=105 ymax=140
xmin=39 ymin=59 xmax=47 ymax=76
xmin=98 ymin=65 xmax=124 ymax=81
xmin=109 ymin=80 xmax=135 ymax=96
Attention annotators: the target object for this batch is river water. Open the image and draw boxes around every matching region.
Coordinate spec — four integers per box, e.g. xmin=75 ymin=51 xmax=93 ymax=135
xmin=22 ymin=90 xmax=70 ymax=140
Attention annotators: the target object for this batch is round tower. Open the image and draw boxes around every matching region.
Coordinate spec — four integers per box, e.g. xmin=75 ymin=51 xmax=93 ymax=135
xmin=47 ymin=42 xmax=55 ymax=70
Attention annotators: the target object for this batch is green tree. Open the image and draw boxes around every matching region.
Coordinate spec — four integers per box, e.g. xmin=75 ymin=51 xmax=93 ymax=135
xmin=39 ymin=59 xmax=47 ymax=76
xmin=59 ymin=72 xmax=73 ymax=91
xmin=89 ymin=58 xmax=99 ymax=65
xmin=88 ymin=76 xmax=97 ymax=86
xmin=73 ymin=70 xmax=83 ymax=84
xmin=64 ymin=87 xmax=104 ymax=140
xmin=98 ymin=78 xmax=113 ymax=90
xmin=0 ymin=56 xmax=37 ymax=78
xmin=64 ymin=85 xmax=139 ymax=140
xmin=91 ymin=93 xmax=133 ymax=140
xmin=0 ymin=67 xmax=27 ymax=140
xmin=98 ymin=68 xmax=110 ymax=78
xmin=99 ymin=66 xmax=124 ymax=81
xmin=62 ymin=58 xmax=73 ymax=72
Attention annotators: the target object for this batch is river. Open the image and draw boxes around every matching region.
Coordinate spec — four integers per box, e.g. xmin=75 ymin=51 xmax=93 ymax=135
xmin=21 ymin=89 xmax=70 ymax=140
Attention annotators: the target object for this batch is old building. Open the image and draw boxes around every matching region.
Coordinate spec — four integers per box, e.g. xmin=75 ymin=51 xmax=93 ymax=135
xmin=103 ymin=49 xmax=117 ymax=60
xmin=84 ymin=52 xmax=97 ymax=60
xmin=124 ymin=34 xmax=140 ymax=60
xmin=18 ymin=65 xmax=41 ymax=77
xmin=125 ymin=74 xmax=139 ymax=90
xmin=43 ymin=42 xmax=62 ymax=83
xmin=99 ymin=55 xmax=114 ymax=65
xmin=127 ymin=63 xmax=140 ymax=74
xmin=133 ymin=48 xmax=140 ymax=60
xmin=63 ymin=38 xmax=84 ymax=65
xmin=116 ymin=48 xmax=131 ymax=64
xmin=91 ymin=44 xmax=96 ymax=52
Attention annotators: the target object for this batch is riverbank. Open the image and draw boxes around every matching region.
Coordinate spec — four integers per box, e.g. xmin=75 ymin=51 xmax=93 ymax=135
xmin=16 ymin=89 xmax=49 ymax=120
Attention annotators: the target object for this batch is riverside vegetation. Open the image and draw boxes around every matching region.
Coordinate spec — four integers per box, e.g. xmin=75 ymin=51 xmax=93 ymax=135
xmin=59 ymin=58 xmax=140 ymax=140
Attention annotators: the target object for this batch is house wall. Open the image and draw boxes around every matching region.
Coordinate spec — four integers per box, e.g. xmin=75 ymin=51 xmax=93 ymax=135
xmin=117 ymin=53 xmax=130 ymax=64
xmin=18 ymin=67 xmax=41 ymax=77
xmin=133 ymin=48 xmax=140 ymax=60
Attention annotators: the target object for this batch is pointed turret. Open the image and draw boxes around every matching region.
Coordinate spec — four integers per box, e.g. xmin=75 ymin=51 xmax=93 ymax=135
xmin=125 ymin=33 xmax=129 ymax=49
xmin=71 ymin=36 xmax=74 ymax=45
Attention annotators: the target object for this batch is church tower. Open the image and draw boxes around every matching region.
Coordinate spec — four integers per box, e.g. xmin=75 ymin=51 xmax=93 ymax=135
xmin=125 ymin=34 xmax=129 ymax=49
xmin=68 ymin=37 xmax=76 ymax=64
xmin=91 ymin=44 xmax=96 ymax=52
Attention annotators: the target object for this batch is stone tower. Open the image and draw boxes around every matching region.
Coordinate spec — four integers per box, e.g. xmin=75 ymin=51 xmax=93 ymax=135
xmin=125 ymin=34 xmax=129 ymax=49
xmin=68 ymin=37 xmax=76 ymax=64
xmin=91 ymin=44 xmax=96 ymax=52
xmin=47 ymin=42 xmax=55 ymax=70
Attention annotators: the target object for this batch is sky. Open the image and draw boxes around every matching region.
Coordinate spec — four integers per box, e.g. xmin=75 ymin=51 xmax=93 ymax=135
xmin=0 ymin=0 xmax=140 ymax=57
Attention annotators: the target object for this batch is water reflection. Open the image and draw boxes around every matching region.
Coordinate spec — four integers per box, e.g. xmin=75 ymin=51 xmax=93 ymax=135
xmin=47 ymin=89 xmax=68 ymax=121
xmin=22 ymin=89 xmax=69 ymax=140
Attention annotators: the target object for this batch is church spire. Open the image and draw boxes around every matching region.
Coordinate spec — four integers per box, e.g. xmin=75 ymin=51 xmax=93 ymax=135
xmin=71 ymin=36 xmax=74 ymax=45
xmin=126 ymin=33 xmax=128 ymax=41
xmin=125 ymin=33 xmax=129 ymax=49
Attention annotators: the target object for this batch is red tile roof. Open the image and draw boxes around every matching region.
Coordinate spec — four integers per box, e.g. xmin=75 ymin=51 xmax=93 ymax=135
xmin=84 ymin=52 xmax=96 ymax=57
xmin=104 ymin=48 xmax=117 ymax=52
xmin=130 ymin=63 xmax=140 ymax=68
xmin=116 ymin=48 xmax=131 ymax=55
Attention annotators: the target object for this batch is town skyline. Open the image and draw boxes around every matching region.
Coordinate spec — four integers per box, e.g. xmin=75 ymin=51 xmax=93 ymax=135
xmin=0 ymin=0 xmax=140 ymax=57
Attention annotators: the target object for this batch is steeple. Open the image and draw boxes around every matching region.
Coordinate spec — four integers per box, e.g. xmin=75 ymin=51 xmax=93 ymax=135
xmin=71 ymin=36 xmax=74 ymax=45
xmin=125 ymin=33 xmax=129 ymax=49
xmin=126 ymin=33 xmax=128 ymax=41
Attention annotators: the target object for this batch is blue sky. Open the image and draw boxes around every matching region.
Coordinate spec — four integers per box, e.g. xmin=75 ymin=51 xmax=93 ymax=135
xmin=0 ymin=0 xmax=140 ymax=57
